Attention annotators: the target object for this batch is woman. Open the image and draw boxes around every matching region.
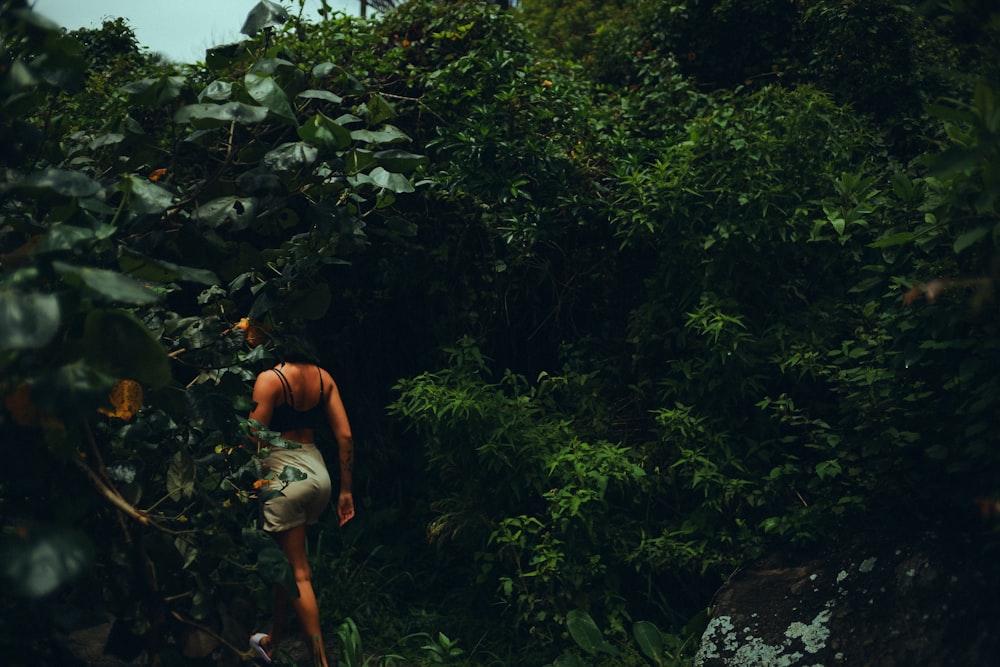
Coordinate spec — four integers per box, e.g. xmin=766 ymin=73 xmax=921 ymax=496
xmin=247 ymin=338 xmax=355 ymax=667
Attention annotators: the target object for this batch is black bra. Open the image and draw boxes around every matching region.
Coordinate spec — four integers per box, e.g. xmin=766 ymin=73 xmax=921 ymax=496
xmin=268 ymin=365 xmax=326 ymax=433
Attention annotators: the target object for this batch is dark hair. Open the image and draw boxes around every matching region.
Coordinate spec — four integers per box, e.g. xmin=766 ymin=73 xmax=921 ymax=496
xmin=271 ymin=328 xmax=319 ymax=364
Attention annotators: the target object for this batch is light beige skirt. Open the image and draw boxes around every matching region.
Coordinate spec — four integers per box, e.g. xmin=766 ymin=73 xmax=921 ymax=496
xmin=260 ymin=443 xmax=332 ymax=532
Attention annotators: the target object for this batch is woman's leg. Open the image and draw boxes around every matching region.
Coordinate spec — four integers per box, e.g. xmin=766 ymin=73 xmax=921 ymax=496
xmin=275 ymin=524 xmax=329 ymax=667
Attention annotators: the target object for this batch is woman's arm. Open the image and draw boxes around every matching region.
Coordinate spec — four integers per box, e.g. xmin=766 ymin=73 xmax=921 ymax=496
xmin=324 ymin=372 xmax=355 ymax=526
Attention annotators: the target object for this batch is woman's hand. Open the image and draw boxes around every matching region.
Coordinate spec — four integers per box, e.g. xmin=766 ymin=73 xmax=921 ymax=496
xmin=337 ymin=491 xmax=355 ymax=527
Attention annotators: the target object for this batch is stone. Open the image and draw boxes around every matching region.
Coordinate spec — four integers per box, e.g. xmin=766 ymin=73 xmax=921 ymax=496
xmin=695 ymin=526 xmax=1000 ymax=666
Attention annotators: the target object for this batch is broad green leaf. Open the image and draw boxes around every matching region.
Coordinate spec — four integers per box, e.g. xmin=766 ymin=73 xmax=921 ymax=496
xmin=199 ymin=80 xmax=232 ymax=101
xmin=298 ymin=112 xmax=352 ymax=151
xmin=350 ymin=124 xmax=411 ymax=145
xmin=167 ymin=450 xmax=196 ymax=502
xmin=364 ymin=93 xmax=396 ymax=125
xmin=1 ymin=524 xmax=93 ymax=598
xmin=335 ymin=113 xmax=363 ymax=126
xmin=83 ymin=309 xmax=171 ymax=388
xmin=240 ymin=0 xmax=289 ymax=36
xmin=0 ymin=290 xmax=60 ymax=350
xmin=375 ymin=149 xmax=428 ymax=172
xmin=633 ymin=621 xmax=665 ymax=662
xmin=376 ymin=188 xmax=396 ymax=209
xmin=189 ymin=195 xmax=259 ymax=229
xmin=815 ymin=459 xmax=842 ymax=480
xmin=566 ymin=610 xmax=620 ymax=657
xmin=174 ymin=102 xmax=269 ymax=126
xmin=264 ymin=142 xmax=318 ymax=171
xmin=954 ymin=227 xmax=989 ymax=253
xmin=34 ymin=224 xmax=100 ymax=253
xmin=345 ymin=149 xmax=377 ymax=173
xmin=370 ymin=167 xmax=414 ymax=193
xmin=16 ymin=168 xmax=99 ymax=198
xmin=312 ymin=62 xmax=338 ymax=78
xmin=54 ymin=261 xmax=160 ymax=305
xmin=245 ymin=72 xmax=295 ymax=121
xmin=120 ymin=175 xmax=174 ymax=216
xmin=868 ymin=232 xmax=915 ymax=248
xmin=120 ymin=75 xmax=186 ymax=107
xmin=249 ymin=57 xmax=294 ymax=75
xmin=889 ymin=173 xmax=914 ymax=200
xmin=174 ymin=537 xmax=198 ymax=570
xmin=90 ymin=133 xmax=124 ymax=149
xmin=298 ymin=89 xmax=343 ymax=104
xmin=119 ymin=253 xmax=219 ymax=286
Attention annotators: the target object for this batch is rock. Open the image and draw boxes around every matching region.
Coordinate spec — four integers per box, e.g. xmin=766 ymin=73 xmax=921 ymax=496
xmin=695 ymin=527 xmax=1000 ymax=666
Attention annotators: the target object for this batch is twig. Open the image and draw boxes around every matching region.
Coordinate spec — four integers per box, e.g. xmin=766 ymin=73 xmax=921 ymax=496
xmin=169 ymin=609 xmax=252 ymax=659
xmin=74 ymin=458 xmax=151 ymax=526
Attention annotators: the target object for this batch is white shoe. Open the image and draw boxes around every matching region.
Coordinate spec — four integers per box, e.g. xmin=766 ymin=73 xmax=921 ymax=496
xmin=250 ymin=632 xmax=271 ymax=663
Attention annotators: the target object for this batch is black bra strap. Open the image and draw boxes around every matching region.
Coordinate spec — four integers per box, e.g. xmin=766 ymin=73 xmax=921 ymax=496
xmin=271 ymin=367 xmax=294 ymax=408
xmin=318 ymin=366 xmax=325 ymax=400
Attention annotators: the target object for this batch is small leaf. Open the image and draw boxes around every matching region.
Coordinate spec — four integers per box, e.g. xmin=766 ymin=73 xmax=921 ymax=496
xmin=370 ymin=167 xmax=414 ymax=193
xmin=0 ymin=290 xmax=60 ymax=350
xmin=83 ymin=309 xmax=172 ymax=388
xmin=375 ymin=149 xmax=428 ymax=172
xmin=298 ymin=112 xmax=352 ymax=151
xmin=868 ymin=232 xmax=915 ymax=248
xmin=189 ymin=196 xmax=259 ymax=229
xmin=264 ymin=142 xmax=318 ymax=171
xmin=633 ymin=621 xmax=665 ymax=662
xmin=364 ymin=93 xmax=396 ymax=125
xmin=953 ymin=227 xmax=989 ymax=253
xmin=1 ymin=524 xmax=93 ymax=598
xmin=16 ymin=168 xmax=99 ymax=198
xmin=120 ymin=75 xmax=186 ymax=107
xmin=54 ymin=261 xmax=160 ymax=305
xmin=567 ymin=610 xmax=620 ymax=657
xmin=200 ymin=80 xmax=233 ymax=101
xmin=240 ymin=0 xmax=289 ymax=36
xmin=121 ymin=174 xmax=174 ymax=216
xmin=815 ymin=459 xmax=842 ymax=480
xmin=174 ymin=102 xmax=269 ymax=126
xmin=350 ymin=124 xmax=411 ymax=145
xmin=90 ymin=133 xmax=125 ymax=149
xmin=119 ymin=252 xmax=219 ymax=285
xmin=298 ymin=89 xmax=343 ymax=104
xmin=167 ymin=450 xmax=196 ymax=502
xmin=345 ymin=149 xmax=377 ymax=173
xmin=245 ymin=72 xmax=295 ymax=121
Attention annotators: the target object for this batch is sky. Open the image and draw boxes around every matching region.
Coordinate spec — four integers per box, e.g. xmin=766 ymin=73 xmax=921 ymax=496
xmin=31 ymin=0 xmax=361 ymax=64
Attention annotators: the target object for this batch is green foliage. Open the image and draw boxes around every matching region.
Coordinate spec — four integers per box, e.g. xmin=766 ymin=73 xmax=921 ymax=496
xmin=551 ymin=609 xmax=703 ymax=666
xmin=390 ymin=338 xmax=646 ymax=642
xmin=3 ymin=0 xmax=1000 ymax=664
xmin=0 ymin=2 xmax=424 ymax=662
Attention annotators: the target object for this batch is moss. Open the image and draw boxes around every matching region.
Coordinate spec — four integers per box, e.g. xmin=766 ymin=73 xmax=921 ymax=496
xmin=695 ymin=607 xmax=833 ymax=666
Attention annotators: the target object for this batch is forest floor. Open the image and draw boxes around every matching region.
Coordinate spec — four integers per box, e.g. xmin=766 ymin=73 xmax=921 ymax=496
xmin=58 ymin=618 xmax=344 ymax=666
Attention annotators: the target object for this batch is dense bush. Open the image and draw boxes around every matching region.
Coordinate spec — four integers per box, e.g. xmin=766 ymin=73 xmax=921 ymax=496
xmin=1 ymin=0 xmax=998 ymax=665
